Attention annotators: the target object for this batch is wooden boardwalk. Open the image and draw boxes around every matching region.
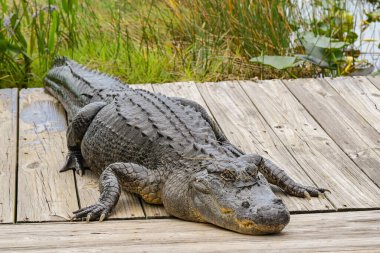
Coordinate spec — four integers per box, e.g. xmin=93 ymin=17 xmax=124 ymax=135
xmin=1 ymin=76 xmax=380 ymax=252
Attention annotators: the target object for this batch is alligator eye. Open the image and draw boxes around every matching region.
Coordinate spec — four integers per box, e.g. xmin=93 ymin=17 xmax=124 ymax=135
xmin=221 ymin=169 xmax=237 ymax=181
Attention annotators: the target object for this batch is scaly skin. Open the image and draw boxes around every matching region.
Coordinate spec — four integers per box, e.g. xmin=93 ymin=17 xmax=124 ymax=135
xmin=44 ymin=57 xmax=328 ymax=235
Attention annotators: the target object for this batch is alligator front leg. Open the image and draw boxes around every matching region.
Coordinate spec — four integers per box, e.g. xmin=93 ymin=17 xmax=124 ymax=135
xmin=60 ymin=102 xmax=107 ymax=175
xmin=72 ymin=162 xmax=163 ymax=222
xmin=246 ymin=154 xmax=329 ymax=199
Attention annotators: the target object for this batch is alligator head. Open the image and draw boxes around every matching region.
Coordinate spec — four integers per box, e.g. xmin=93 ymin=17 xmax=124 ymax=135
xmin=162 ymin=155 xmax=290 ymax=235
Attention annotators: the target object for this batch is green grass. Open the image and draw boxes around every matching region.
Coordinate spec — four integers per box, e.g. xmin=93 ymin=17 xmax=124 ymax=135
xmin=0 ymin=0 xmax=378 ymax=88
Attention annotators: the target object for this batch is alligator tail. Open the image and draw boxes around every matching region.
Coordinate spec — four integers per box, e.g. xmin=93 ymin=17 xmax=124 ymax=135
xmin=44 ymin=56 xmax=128 ymax=120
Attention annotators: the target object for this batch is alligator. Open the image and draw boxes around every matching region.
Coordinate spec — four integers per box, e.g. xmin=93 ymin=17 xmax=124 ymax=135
xmin=44 ymin=57 xmax=328 ymax=235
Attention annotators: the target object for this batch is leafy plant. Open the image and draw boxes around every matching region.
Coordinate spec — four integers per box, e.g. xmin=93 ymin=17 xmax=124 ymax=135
xmin=250 ymin=56 xmax=302 ymax=70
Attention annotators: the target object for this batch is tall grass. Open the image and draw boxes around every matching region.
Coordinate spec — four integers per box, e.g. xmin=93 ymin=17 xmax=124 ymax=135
xmin=0 ymin=0 xmax=79 ymax=88
xmin=0 ymin=0 xmax=378 ymax=88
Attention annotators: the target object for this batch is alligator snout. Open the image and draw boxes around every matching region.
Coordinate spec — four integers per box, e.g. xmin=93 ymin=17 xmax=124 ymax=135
xmin=236 ymin=199 xmax=290 ymax=234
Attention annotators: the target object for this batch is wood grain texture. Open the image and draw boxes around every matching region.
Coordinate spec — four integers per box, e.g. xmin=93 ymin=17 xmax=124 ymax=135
xmin=17 ymin=89 xmax=78 ymax=222
xmin=0 ymin=89 xmax=18 ymax=223
xmin=327 ymin=76 xmax=380 ymax=188
xmin=367 ymin=76 xmax=380 ymax=90
xmin=0 ymin=211 xmax=379 ymax=252
xmin=241 ymin=79 xmax=380 ymax=209
xmin=284 ymin=78 xmax=380 ymax=189
xmin=326 ymin=77 xmax=380 ymax=133
xmin=196 ymin=81 xmax=333 ymax=212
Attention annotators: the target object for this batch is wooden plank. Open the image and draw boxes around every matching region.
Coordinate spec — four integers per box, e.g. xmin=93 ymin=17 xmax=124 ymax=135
xmin=131 ymin=84 xmax=154 ymax=91
xmin=74 ymin=86 xmax=146 ymax=219
xmin=17 ymin=89 xmax=78 ymax=222
xmin=240 ymin=79 xmax=380 ymax=209
xmin=0 ymin=211 xmax=379 ymax=252
xmin=153 ymin=81 xmax=212 ymax=115
xmin=0 ymin=89 xmax=18 ymax=223
xmin=326 ymin=77 xmax=380 ymax=133
xmin=284 ymin=78 xmax=380 ymax=189
xmin=367 ymin=76 xmax=380 ymax=90
xmin=130 ymin=83 xmax=170 ymax=218
xmin=188 ymin=81 xmax=331 ymax=212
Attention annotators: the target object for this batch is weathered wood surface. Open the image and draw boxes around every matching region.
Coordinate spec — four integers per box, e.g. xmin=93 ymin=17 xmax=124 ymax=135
xmin=367 ymin=76 xmax=380 ymax=90
xmin=196 ymin=81 xmax=333 ymax=212
xmin=0 ymin=89 xmax=17 ymax=223
xmin=284 ymin=78 xmax=380 ymax=189
xmin=240 ymin=79 xmax=380 ymax=209
xmin=17 ymin=89 xmax=77 ymax=222
xmin=0 ymin=211 xmax=379 ymax=252
xmin=326 ymin=77 xmax=380 ymax=133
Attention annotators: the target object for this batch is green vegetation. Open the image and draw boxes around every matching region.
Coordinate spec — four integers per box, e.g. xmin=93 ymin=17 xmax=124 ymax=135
xmin=0 ymin=0 xmax=379 ymax=88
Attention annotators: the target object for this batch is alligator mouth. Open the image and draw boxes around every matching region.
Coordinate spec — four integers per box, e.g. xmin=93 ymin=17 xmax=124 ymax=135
xmin=235 ymin=218 xmax=287 ymax=235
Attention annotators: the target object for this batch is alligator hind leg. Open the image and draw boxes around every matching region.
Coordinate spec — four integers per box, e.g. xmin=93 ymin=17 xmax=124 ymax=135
xmin=245 ymin=154 xmax=329 ymax=199
xmin=72 ymin=162 xmax=163 ymax=222
xmin=61 ymin=102 xmax=107 ymax=175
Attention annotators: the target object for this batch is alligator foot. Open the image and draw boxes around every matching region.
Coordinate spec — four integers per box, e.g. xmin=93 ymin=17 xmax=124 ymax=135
xmin=289 ymin=184 xmax=330 ymax=200
xmin=71 ymin=202 xmax=111 ymax=222
xmin=60 ymin=149 xmax=89 ymax=176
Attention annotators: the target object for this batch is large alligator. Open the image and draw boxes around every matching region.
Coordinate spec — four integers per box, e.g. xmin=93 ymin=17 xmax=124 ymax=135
xmin=44 ymin=57 xmax=328 ymax=235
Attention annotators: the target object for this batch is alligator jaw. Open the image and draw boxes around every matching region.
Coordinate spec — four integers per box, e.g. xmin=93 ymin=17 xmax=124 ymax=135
xmin=235 ymin=218 xmax=288 ymax=235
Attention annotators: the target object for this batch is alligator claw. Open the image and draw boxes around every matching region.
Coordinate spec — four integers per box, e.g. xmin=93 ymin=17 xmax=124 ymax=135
xmin=292 ymin=185 xmax=330 ymax=199
xmin=304 ymin=191 xmax=311 ymax=200
xmin=86 ymin=214 xmax=91 ymax=223
xmin=60 ymin=150 xmax=89 ymax=176
xmin=77 ymin=168 xmax=84 ymax=177
xmin=71 ymin=202 xmax=111 ymax=222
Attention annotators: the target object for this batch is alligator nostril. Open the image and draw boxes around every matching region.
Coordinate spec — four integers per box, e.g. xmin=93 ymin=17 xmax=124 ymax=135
xmin=273 ymin=198 xmax=283 ymax=205
xmin=242 ymin=201 xmax=250 ymax=208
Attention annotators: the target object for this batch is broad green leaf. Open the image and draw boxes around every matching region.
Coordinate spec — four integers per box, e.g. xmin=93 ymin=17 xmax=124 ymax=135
xmin=295 ymin=54 xmax=330 ymax=68
xmin=302 ymin=32 xmax=347 ymax=49
xmin=300 ymin=32 xmax=347 ymax=69
xmin=250 ymin=55 xmax=302 ymax=70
